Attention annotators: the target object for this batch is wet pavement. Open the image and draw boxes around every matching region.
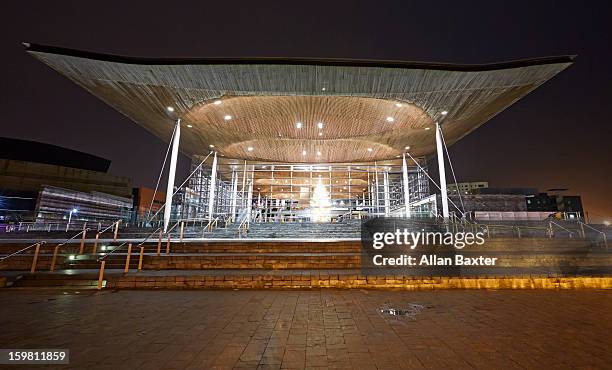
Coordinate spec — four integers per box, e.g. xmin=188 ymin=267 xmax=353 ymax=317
xmin=0 ymin=289 xmax=610 ymax=369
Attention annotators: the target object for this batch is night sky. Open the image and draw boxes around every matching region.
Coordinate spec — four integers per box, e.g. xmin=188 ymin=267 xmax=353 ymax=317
xmin=1 ymin=1 xmax=610 ymax=222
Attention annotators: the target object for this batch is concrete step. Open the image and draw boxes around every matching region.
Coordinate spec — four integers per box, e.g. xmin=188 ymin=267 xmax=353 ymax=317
xmin=3 ymin=269 xmax=611 ymax=290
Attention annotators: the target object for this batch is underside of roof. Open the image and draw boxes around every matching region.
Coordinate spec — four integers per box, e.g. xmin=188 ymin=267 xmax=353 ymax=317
xmin=25 ymin=43 xmax=573 ymax=163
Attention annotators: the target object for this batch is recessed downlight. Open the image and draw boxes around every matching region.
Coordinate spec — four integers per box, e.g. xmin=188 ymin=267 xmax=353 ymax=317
xmin=302 ymin=150 xmax=307 ymax=156
xmin=166 ymin=106 xmax=174 ymax=112
xmin=395 ymin=103 xmax=403 ymax=107
xmin=247 ymin=146 xmax=254 ymax=151
xmin=367 ymin=148 xmax=373 ymax=152
xmin=186 ymin=124 xmax=193 ymax=128
xmin=386 ymin=117 xmax=394 ymax=122
xmin=224 ymin=115 xmax=232 ymax=121
xmin=316 ymin=151 xmax=321 ymax=156
xmin=441 ymin=110 xmax=448 ymax=115
xmin=317 ymin=122 xmax=324 ymax=129
xmin=425 ymin=127 xmax=431 ymax=130
xmin=214 ymin=100 xmax=222 ymax=105
xmin=296 ymin=122 xmax=302 ymax=128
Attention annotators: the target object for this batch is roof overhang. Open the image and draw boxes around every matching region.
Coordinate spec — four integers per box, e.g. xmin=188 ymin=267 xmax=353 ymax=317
xmin=25 ymin=43 xmax=574 ymax=163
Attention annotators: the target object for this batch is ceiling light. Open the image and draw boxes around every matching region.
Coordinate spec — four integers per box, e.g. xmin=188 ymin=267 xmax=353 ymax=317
xmin=367 ymin=148 xmax=373 ymax=152
xmin=395 ymin=103 xmax=403 ymax=107
xmin=317 ymin=151 xmax=321 ymax=156
xmin=209 ymin=144 xmax=215 ymax=148
xmin=224 ymin=115 xmax=232 ymax=121
xmin=166 ymin=106 xmax=174 ymax=112
xmin=441 ymin=110 xmax=448 ymax=115
xmin=214 ymin=100 xmax=222 ymax=105
xmin=302 ymin=150 xmax=307 ymax=156
xmin=296 ymin=122 xmax=302 ymax=128
xmin=247 ymin=146 xmax=254 ymax=151
xmin=262 ymin=165 xmax=267 ymax=169
xmin=318 ymin=132 xmax=323 ymax=136
xmin=425 ymin=127 xmax=431 ymax=130
xmin=186 ymin=124 xmax=193 ymax=128
xmin=321 ymin=87 xmax=326 ymax=91
xmin=317 ymin=122 xmax=324 ymax=129
xmin=405 ymin=146 xmax=410 ymax=150
xmin=386 ymin=117 xmax=394 ymax=122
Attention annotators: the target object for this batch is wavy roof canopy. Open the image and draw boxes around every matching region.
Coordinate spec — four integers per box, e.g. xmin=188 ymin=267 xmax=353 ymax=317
xmin=25 ymin=43 xmax=573 ymax=163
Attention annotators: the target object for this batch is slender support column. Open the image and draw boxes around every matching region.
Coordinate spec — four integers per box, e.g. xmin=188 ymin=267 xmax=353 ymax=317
xmin=241 ymin=160 xmax=247 ymax=208
xmin=97 ymin=261 xmax=105 ymax=290
xmin=138 ymin=246 xmax=144 ymax=271
xmin=328 ymin=166 xmax=332 ymax=201
xmin=435 ymin=122 xmax=450 ymax=218
xmin=30 ymin=243 xmax=41 ymax=273
xmin=348 ymin=166 xmax=351 ymax=208
xmin=246 ymin=180 xmax=253 ymax=223
xmin=290 ymin=165 xmax=294 ymax=220
xmin=402 ymin=154 xmax=411 ymax=218
xmin=383 ymin=171 xmax=390 ymax=216
xmin=207 ymin=152 xmax=218 ymax=222
xmin=164 ymin=119 xmax=181 ymax=232
xmin=230 ymin=170 xmax=238 ymax=222
xmin=124 ymin=243 xmax=132 ymax=273
xmin=374 ymin=162 xmax=380 ymax=214
xmin=367 ymin=170 xmax=371 ymax=209
xmin=50 ymin=246 xmax=59 ymax=271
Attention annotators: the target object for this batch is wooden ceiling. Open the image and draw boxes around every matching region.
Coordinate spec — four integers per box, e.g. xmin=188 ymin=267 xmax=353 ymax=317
xmin=26 ymin=43 xmax=573 ymax=163
xmin=181 ymin=95 xmax=432 ymax=162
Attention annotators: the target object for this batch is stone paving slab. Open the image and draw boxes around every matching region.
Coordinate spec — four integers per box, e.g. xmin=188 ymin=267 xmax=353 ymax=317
xmin=0 ymin=289 xmax=610 ymax=369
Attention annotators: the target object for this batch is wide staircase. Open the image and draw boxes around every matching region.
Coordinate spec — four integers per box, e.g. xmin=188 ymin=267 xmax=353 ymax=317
xmin=1 ymin=218 xmax=610 ymax=290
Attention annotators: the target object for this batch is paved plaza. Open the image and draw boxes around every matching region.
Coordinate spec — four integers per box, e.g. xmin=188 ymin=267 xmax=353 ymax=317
xmin=0 ymin=289 xmax=610 ymax=369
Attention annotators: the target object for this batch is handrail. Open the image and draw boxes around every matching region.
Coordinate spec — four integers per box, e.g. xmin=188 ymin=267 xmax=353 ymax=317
xmin=56 ymin=228 xmax=90 ymax=247
xmin=136 ymin=227 xmax=163 ymax=247
xmin=236 ymin=217 xmax=249 ymax=237
xmin=578 ymin=221 xmax=608 ymax=248
xmin=0 ymin=241 xmax=46 ymax=262
xmin=204 ymin=217 xmax=219 ymax=232
xmin=549 ymin=220 xmax=575 ymax=236
xmin=97 ymin=241 xmax=130 ymax=262
xmin=166 ymin=220 xmax=181 ymax=234
xmin=0 ymin=225 xmax=95 ymax=262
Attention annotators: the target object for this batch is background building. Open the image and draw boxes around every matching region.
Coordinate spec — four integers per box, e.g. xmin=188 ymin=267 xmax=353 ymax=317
xmin=0 ymin=137 xmax=132 ymax=223
xmin=447 ymin=181 xmax=488 ymax=195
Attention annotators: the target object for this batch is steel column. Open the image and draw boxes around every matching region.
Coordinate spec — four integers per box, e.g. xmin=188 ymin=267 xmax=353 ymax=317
xmin=402 ymin=153 xmax=411 ymax=218
xmin=436 ymin=122 xmax=450 ymax=218
xmin=163 ymin=119 xmax=181 ymax=232
xmin=207 ymin=152 xmax=218 ymax=222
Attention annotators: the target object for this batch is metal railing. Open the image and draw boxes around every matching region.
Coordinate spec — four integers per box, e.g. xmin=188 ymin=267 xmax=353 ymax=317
xmin=577 ymin=221 xmax=608 ymax=249
xmin=236 ymin=217 xmax=249 ymax=238
xmin=0 ymin=226 xmax=90 ymax=272
xmin=3 ymin=220 xmax=119 ymax=233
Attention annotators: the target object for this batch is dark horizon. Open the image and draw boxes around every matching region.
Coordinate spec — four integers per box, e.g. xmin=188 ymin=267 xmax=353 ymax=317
xmin=1 ymin=1 xmax=610 ymax=222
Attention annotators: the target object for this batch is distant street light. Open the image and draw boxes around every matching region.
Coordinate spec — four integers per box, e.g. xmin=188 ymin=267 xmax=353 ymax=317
xmin=66 ymin=208 xmax=78 ymax=232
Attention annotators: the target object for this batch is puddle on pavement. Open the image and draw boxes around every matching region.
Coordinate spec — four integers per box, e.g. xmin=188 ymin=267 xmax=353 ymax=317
xmin=379 ymin=303 xmax=430 ymax=319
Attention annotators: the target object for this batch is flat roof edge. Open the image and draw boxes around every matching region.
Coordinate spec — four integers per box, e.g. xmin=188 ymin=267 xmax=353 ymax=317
xmin=23 ymin=42 xmax=575 ymax=71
